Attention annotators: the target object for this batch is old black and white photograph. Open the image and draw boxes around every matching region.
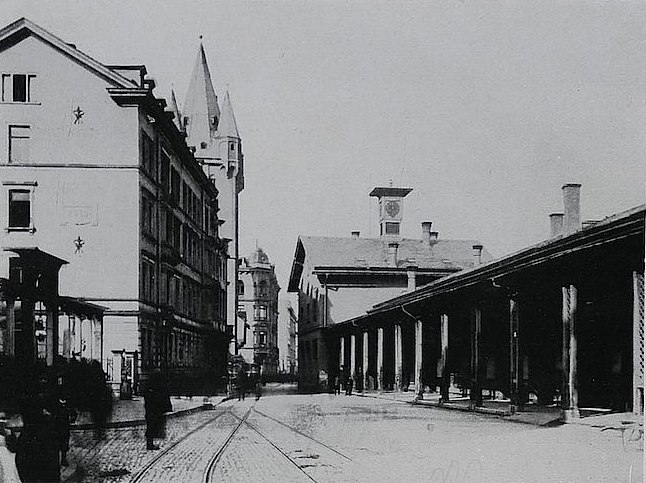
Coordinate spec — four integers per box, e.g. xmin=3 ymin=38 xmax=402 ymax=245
xmin=0 ymin=1 xmax=644 ymax=481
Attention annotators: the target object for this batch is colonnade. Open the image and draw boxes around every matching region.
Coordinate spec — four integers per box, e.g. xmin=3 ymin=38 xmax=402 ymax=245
xmin=334 ymin=269 xmax=644 ymax=417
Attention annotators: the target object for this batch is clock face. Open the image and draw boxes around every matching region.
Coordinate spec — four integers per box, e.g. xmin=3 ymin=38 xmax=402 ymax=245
xmin=384 ymin=200 xmax=400 ymax=218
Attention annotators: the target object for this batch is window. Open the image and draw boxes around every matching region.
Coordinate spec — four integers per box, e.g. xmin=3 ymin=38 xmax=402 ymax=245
xmin=140 ymin=131 xmax=156 ymax=178
xmin=237 ymin=280 xmax=244 ymax=296
xmin=259 ymin=281 xmax=268 ymax=297
xmin=2 ymin=74 xmax=36 ymax=103
xmin=9 ymin=126 xmax=30 ymax=163
xmin=160 ymin=149 xmax=170 ymax=191
xmin=385 ymin=222 xmax=400 ymax=235
xmin=257 ymin=331 xmax=267 ymax=347
xmin=255 ymin=305 xmax=267 ymax=321
xmin=8 ymin=189 xmax=31 ymax=229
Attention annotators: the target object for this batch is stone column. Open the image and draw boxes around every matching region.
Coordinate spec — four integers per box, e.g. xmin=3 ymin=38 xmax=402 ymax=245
xmin=350 ymin=334 xmax=356 ymax=382
xmin=394 ymin=324 xmax=402 ymax=391
xmin=339 ymin=335 xmax=345 ymax=369
xmin=562 ymin=285 xmax=580 ymax=421
xmin=509 ymin=297 xmax=521 ymax=412
xmin=414 ymin=319 xmax=423 ymax=398
xmin=377 ymin=327 xmax=384 ymax=392
xmin=363 ymin=331 xmax=369 ymax=390
xmin=45 ymin=302 xmax=58 ymax=366
xmin=439 ymin=313 xmax=449 ymax=402
xmin=470 ymin=307 xmax=483 ymax=408
xmin=94 ymin=317 xmax=103 ymax=364
xmin=63 ymin=315 xmax=72 ymax=360
xmin=633 ymin=271 xmax=644 ymax=415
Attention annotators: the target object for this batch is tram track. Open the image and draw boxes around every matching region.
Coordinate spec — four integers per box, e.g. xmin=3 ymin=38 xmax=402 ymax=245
xmin=129 ymin=407 xmax=232 ymax=483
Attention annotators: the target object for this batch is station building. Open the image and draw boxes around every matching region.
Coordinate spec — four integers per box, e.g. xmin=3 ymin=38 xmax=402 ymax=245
xmin=328 ymin=184 xmax=644 ymax=418
xmin=288 ymin=186 xmax=490 ymax=391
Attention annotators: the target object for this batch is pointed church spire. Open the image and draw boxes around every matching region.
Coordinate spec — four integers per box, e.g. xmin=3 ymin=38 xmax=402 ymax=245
xmin=169 ymin=88 xmax=183 ymax=131
xmin=183 ymin=42 xmax=220 ymax=152
xmin=217 ymin=91 xmax=240 ymax=139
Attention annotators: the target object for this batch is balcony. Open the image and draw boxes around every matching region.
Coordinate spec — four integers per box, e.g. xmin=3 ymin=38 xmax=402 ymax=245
xmin=161 ymin=242 xmax=181 ymax=266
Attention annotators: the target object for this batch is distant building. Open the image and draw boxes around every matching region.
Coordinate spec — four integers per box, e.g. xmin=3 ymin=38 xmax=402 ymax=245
xmin=238 ymin=248 xmax=280 ymax=374
xmin=288 ymin=185 xmax=490 ymax=391
xmin=0 ymin=18 xmax=231 ymax=392
xmin=278 ymin=299 xmax=297 ymax=374
xmin=179 ymin=44 xmax=245 ymax=353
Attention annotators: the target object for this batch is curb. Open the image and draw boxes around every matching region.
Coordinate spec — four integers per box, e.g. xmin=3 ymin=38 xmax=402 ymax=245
xmin=1 ymin=396 xmax=229 ymax=435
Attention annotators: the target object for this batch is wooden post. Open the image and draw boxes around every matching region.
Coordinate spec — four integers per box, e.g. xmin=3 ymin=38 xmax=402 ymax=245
xmin=45 ymin=302 xmax=57 ymax=366
xmin=509 ymin=297 xmax=521 ymax=412
xmin=415 ymin=319 xmax=423 ymax=399
xmin=377 ymin=327 xmax=384 ymax=392
xmin=5 ymin=299 xmax=15 ymax=357
xmin=439 ymin=313 xmax=449 ymax=403
xmin=470 ymin=307 xmax=482 ymax=408
xmin=633 ymin=271 xmax=644 ymax=415
xmin=562 ymin=285 xmax=580 ymax=420
xmin=363 ymin=331 xmax=369 ymax=390
xmin=394 ymin=324 xmax=402 ymax=392
xmin=350 ymin=334 xmax=356 ymax=383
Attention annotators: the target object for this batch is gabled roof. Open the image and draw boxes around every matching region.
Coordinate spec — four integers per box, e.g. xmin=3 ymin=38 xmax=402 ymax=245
xmin=288 ymin=235 xmax=490 ymax=291
xmin=0 ymin=18 xmax=137 ymax=89
xmin=183 ymin=43 xmax=220 ymax=147
xmin=217 ymin=91 xmax=240 ymax=139
xmin=369 ymin=204 xmax=646 ymax=315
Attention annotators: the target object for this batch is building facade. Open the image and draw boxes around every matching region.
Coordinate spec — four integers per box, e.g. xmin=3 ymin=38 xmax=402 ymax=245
xmin=238 ymin=248 xmax=280 ymax=375
xmin=288 ymin=186 xmax=490 ymax=391
xmin=179 ymin=45 xmax=245 ymax=355
xmin=0 ymin=18 xmax=231 ymax=392
xmin=278 ymin=298 xmax=297 ymax=374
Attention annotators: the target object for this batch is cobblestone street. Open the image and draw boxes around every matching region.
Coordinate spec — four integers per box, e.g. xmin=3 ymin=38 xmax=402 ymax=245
xmin=60 ymin=386 xmax=643 ymax=482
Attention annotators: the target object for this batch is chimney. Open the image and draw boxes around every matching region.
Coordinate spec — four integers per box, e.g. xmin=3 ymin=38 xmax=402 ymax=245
xmin=472 ymin=244 xmax=483 ymax=266
xmin=421 ymin=222 xmax=432 ymax=244
xmin=549 ymin=213 xmax=564 ymax=238
xmin=388 ymin=242 xmax=399 ymax=268
xmin=430 ymin=231 xmax=439 ymax=241
xmin=351 ymin=231 xmax=360 ymax=238
xmin=407 ymin=265 xmax=418 ymax=292
xmin=562 ymin=183 xmax=581 ymax=235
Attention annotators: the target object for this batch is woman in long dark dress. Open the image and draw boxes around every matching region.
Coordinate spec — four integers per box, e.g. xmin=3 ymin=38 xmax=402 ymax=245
xmin=144 ymin=369 xmax=172 ymax=450
xmin=16 ymin=372 xmax=63 ymax=482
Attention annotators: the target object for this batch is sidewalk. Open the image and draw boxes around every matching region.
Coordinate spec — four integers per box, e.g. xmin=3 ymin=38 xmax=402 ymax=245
xmin=0 ymin=394 xmax=226 ymax=483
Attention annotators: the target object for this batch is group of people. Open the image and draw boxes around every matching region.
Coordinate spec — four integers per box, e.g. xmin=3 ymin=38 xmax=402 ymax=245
xmin=235 ymin=368 xmax=263 ymax=401
xmin=8 ymin=358 xmax=112 ymax=483
xmin=334 ymin=365 xmax=354 ymax=395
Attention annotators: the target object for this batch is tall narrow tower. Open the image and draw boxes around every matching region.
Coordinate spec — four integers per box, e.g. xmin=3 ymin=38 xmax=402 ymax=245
xmin=369 ymin=186 xmax=413 ymax=237
xmin=182 ymin=43 xmax=245 ymax=353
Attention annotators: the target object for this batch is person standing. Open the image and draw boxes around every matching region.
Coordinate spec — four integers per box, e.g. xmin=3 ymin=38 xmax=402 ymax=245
xmin=345 ymin=368 xmax=354 ymax=396
xmin=236 ymin=367 xmax=248 ymax=401
xmin=144 ymin=369 xmax=172 ymax=450
xmin=16 ymin=371 xmax=63 ymax=482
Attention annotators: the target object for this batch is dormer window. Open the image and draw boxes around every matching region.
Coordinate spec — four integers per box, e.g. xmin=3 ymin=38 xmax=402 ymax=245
xmin=229 ymin=142 xmax=235 ymax=151
xmin=2 ymin=74 xmax=36 ymax=103
xmin=200 ymin=142 xmax=208 ymax=149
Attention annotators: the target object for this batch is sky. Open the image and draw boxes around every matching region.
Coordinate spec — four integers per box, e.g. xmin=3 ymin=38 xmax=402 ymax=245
xmin=3 ymin=1 xmax=645 ymax=296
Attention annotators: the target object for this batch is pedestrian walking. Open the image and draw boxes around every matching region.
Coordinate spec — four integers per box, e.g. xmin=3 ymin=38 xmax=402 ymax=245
xmin=345 ymin=371 xmax=354 ymax=396
xmin=339 ymin=365 xmax=347 ymax=395
xmin=254 ymin=374 xmax=263 ymax=401
xmin=144 ymin=369 xmax=172 ymax=450
xmin=334 ymin=373 xmax=341 ymax=395
xmin=236 ymin=367 xmax=248 ymax=401
xmin=16 ymin=370 xmax=63 ymax=482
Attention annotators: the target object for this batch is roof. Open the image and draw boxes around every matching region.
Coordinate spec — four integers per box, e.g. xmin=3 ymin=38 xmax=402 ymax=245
xmin=369 ymin=204 xmax=645 ymax=315
xmin=369 ymin=187 xmax=413 ymax=198
xmin=0 ymin=18 xmax=137 ymax=89
xmin=217 ymin=91 xmax=240 ymax=139
xmin=288 ymin=235 xmax=490 ymax=291
xmin=183 ymin=43 xmax=220 ymax=146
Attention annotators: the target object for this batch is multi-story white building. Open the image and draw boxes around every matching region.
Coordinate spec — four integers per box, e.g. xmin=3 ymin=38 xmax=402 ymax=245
xmin=237 ymin=248 xmax=280 ymax=375
xmin=0 ymin=18 xmax=231 ymax=392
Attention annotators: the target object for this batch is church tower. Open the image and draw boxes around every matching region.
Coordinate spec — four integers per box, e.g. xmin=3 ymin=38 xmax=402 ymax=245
xmin=181 ymin=42 xmax=245 ymax=353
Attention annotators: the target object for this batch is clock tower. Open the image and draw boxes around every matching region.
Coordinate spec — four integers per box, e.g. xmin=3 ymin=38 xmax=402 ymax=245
xmin=369 ymin=185 xmax=413 ymax=237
